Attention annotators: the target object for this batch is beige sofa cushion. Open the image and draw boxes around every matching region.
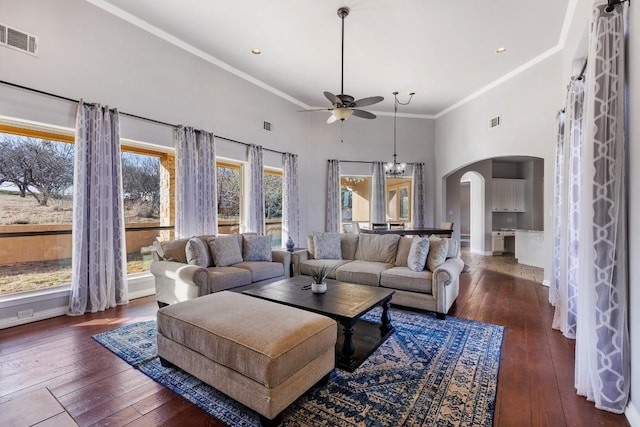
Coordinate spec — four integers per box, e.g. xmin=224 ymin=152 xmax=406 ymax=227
xmin=340 ymin=234 xmax=359 ymax=260
xmin=336 ymin=260 xmax=392 ymax=286
xmin=380 ymin=267 xmax=433 ymax=294
xmin=395 ymin=236 xmax=413 ymax=266
xmin=355 ymin=234 xmax=400 ymax=264
xmin=205 ymin=266 xmax=253 ymax=293
xmin=299 ymin=259 xmax=351 ymax=279
xmin=157 ymin=291 xmax=337 ymax=388
xmin=235 ymin=261 xmax=284 ymax=282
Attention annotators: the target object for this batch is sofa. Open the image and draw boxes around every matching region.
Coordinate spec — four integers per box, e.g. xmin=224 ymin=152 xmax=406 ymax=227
xmin=150 ymin=233 xmax=291 ymax=306
xmin=291 ymin=232 xmax=464 ymax=317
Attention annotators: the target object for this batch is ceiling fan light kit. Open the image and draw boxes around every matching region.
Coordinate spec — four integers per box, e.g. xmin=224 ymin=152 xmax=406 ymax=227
xmin=301 ymin=6 xmax=383 ymax=124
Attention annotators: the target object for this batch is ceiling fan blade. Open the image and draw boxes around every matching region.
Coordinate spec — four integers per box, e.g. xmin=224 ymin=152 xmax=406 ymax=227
xmin=353 ymin=96 xmax=384 ymax=108
xmin=327 ymin=114 xmax=339 ymax=124
xmin=352 ymin=109 xmax=376 ymax=119
xmin=324 ymin=91 xmax=341 ymax=105
xmin=298 ymin=108 xmax=333 ymax=112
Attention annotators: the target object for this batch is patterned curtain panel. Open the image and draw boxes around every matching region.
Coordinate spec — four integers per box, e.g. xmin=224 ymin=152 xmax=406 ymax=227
xmin=246 ymin=144 xmax=265 ymax=235
xmin=68 ymin=101 xmax=128 ymax=315
xmin=552 ymin=79 xmax=585 ymax=339
xmin=411 ymin=163 xmax=426 ymax=228
xmin=174 ymin=127 xmax=217 ymax=238
xmin=549 ymin=111 xmax=565 ymax=307
xmin=282 ymin=152 xmax=300 ymax=247
xmin=326 ymin=160 xmax=340 ymax=233
xmin=371 ymin=161 xmax=387 ymax=224
xmin=575 ymin=3 xmax=629 ymax=414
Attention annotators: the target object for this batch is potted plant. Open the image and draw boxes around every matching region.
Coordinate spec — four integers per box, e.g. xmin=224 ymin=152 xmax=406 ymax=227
xmin=310 ymin=266 xmax=329 ymax=293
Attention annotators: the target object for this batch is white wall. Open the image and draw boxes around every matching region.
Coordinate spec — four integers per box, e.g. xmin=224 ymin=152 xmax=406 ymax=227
xmin=436 ymin=54 xmax=562 ymax=270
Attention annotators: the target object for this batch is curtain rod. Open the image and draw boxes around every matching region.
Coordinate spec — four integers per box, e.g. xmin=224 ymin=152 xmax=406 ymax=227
xmin=0 ymin=79 xmax=285 ymax=156
xmin=339 ymin=159 xmax=416 ymax=166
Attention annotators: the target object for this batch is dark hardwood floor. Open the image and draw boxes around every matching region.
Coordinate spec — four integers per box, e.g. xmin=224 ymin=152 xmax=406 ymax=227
xmin=0 ymin=260 xmax=630 ymax=426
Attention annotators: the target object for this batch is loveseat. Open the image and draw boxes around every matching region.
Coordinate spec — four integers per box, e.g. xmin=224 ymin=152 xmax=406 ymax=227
xmin=291 ymin=232 xmax=464 ymax=317
xmin=150 ymin=233 xmax=291 ymax=307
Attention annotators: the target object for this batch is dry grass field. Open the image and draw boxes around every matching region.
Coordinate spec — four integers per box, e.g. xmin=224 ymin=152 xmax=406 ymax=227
xmin=0 ymin=191 xmax=156 ymax=295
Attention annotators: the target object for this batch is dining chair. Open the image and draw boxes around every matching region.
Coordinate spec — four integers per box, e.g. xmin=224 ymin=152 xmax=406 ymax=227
xmin=388 ymin=222 xmax=405 ymax=230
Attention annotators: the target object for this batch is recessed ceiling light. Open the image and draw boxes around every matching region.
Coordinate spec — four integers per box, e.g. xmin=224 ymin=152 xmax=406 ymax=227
xmin=251 ymin=48 xmax=261 ymax=55
xmin=495 ymin=47 xmax=507 ymax=54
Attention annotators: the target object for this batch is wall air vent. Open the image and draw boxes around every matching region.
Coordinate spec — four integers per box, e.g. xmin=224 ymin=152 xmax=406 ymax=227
xmin=489 ymin=115 xmax=501 ymax=129
xmin=263 ymin=121 xmax=272 ymax=131
xmin=0 ymin=23 xmax=38 ymax=56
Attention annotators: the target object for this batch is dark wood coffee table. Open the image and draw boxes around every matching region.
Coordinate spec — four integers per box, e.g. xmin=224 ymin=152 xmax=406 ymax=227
xmin=242 ymin=276 xmax=394 ymax=372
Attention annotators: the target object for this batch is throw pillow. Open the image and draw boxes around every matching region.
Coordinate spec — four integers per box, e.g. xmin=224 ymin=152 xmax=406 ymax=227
xmin=243 ymin=235 xmax=273 ymax=262
xmin=185 ymin=237 xmax=212 ymax=267
xmin=155 ymin=238 xmax=189 ymax=263
xmin=208 ymin=235 xmax=243 ymax=267
xmin=427 ymin=235 xmax=450 ymax=272
xmin=446 ymin=238 xmax=459 ymax=258
xmin=407 ymin=236 xmax=430 ymax=272
xmin=313 ymin=232 xmax=342 ymax=260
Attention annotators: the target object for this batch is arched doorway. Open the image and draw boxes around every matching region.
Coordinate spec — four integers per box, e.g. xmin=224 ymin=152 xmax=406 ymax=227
xmin=460 ymin=171 xmax=485 ymax=254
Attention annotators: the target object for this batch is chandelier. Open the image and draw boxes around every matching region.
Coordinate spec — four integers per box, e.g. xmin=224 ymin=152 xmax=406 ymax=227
xmin=385 ymin=91 xmax=415 ymax=177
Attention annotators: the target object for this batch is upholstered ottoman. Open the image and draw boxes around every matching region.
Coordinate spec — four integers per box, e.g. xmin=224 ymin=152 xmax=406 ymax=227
xmin=156 ymin=291 xmax=337 ymax=425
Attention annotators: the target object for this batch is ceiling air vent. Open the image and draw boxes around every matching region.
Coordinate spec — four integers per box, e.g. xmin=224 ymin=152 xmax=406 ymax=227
xmin=489 ymin=115 xmax=501 ymax=129
xmin=0 ymin=23 xmax=38 ymax=56
xmin=263 ymin=121 xmax=272 ymax=131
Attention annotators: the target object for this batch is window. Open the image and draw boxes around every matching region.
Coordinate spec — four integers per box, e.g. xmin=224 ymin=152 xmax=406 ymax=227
xmin=0 ymin=125 xmax=169 ymax=296
xmin=120 ymin=149 xmax=163 ymax=276
xmin=341 ymin=176 xmax=371 ymax=229
xmin=216 ymin=161 xmax=242 ymax=235
xmin=264 ymin=169 xmax=282 ymax=247
xmin=386 ymin=178 xmax=412 ymax=222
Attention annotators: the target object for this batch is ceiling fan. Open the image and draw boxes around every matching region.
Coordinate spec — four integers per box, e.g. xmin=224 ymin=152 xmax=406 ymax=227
xmin=301 ymin=7 xmax=383 ymax=123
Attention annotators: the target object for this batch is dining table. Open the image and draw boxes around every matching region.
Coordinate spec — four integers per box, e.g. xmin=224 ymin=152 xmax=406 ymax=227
xmin=359 ymin=227 xmax=453 ymax=237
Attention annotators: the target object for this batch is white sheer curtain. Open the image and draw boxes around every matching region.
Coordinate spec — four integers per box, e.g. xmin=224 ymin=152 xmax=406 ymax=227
xmin=549 ymin=110 xmax=565 ymax=306
xmin=575 ymin=3 xmax=629 ymax=413
xmin=326 ymin=160 xmax=340 ymax=233
xmin=174 ymin=127 xmax=217 ymax=238
xmin=371 ymin=161 xmax=387 ymax=224
xmin=411 ymin=163 xmax=426 ymax=228
xmin=552 ymin=78 xmax=585 ymax=339
xmin=282 ymin=152 xmax=299 ymax=246
xmin=68 ymin=101 xmax=127 ymax=315
xmin=246 ymin=144 xmax=264 ymax=235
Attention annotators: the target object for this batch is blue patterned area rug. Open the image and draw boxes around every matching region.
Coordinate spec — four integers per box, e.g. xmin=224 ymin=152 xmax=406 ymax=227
xmin=94 ymin=308 xmax=504 ymax=426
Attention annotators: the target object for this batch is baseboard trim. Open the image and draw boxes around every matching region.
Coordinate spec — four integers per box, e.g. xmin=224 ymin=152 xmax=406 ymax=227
xmin=0 ymin=306 xmax=68 ymax=329
xmin=626 ymin=400 xmax=640 ymax=427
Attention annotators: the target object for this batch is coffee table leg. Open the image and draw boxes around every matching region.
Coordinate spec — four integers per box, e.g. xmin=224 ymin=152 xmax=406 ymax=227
xmin=340 ymin=320 xmax=355 ymax=365
xmin=380 ymin=298 xmax=393 ymax=333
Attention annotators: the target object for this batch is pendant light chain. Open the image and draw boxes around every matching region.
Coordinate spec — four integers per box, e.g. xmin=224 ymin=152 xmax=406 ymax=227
xmin=385 ymin=91 xmax=415 ymax=177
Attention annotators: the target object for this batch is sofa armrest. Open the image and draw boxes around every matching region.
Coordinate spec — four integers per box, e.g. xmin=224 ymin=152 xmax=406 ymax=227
xmin=150 ymin=260 xmax=209 ymax=290
xmin=290 ymin=250 xmax=311 ymax=276
xmin=432 ymin=257 xmax=465 ymax=287
xmin=271 ymin=250 xmax=292 ymax=278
